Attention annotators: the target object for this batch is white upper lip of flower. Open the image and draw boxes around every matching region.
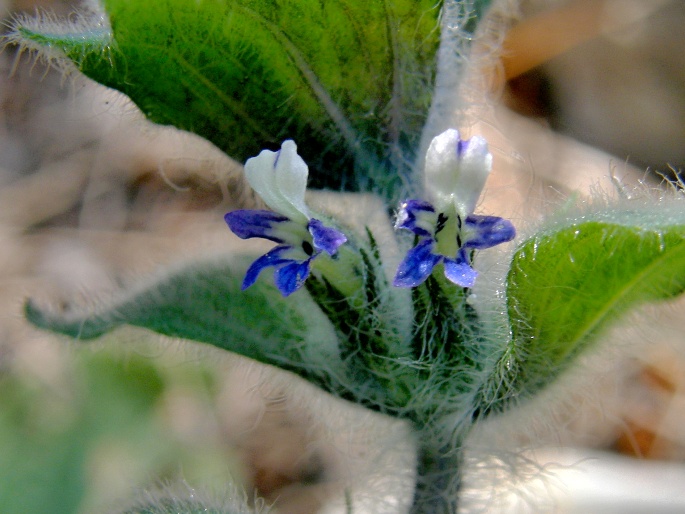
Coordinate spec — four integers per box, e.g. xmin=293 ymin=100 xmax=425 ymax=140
xmin=227 ymin=139 xmax=349 ymax=296
xmin=244 ymin=140 xmax=311 ymax=223
xmin=424 ymin=129 xmax=492 ymax=218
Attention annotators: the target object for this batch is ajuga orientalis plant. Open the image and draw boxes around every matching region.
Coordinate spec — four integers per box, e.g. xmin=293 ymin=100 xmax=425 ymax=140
xmin=6 ymin=0 xmax=685 ymax=512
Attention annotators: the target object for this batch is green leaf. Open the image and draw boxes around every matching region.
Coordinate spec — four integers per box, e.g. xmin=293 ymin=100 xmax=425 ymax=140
xmin=9 ymin=0 xmax=493 ymax=197
xmin=491 ymin=212 xmax=685 ymax=408
xmin=38 ymin=0 xmax=442 ymax=193
xmin=25 ymin=259 xmax=349 ymax=388
xmin=27 ymin=257 xmax=422 ymax=413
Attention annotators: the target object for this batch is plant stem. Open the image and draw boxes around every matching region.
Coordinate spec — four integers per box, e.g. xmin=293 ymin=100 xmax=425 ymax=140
xmin=411 ymin=442 xmax=464 ymax=514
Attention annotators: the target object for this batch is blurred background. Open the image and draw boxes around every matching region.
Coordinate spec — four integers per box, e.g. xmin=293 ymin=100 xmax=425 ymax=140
xmin=504 ymin=0 xmax=685 ymax=179
xmin=0 ymin=0 xmax=684 ymax=512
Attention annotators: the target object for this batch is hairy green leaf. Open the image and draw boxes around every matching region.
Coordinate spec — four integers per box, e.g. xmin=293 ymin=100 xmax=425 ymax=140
xmin=10 ymin=0 xmax=494 ymax=197
xmin=25 ymin=259 xmax=349 ymax=388
xmin=26 ymin=256 xmax=425 ymax=414
xmin=48 ymin=0 xmax=441 ymax=193
xmin=493 ymin=212 xmax=685 ymax=407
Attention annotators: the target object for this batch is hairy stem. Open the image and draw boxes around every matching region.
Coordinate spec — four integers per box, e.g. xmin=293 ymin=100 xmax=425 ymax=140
xmin=411 ymin=441 xmax=464 ymax=514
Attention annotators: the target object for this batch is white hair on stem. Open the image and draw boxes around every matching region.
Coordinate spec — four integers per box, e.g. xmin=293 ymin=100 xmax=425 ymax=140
xmin=3 ymin=3 xmax=113 ymax=78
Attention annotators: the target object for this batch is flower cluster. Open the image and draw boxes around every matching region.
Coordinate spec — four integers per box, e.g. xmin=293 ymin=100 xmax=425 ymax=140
xmin=225 ymin=130 xmax=514 ymax=296
xmin=393 ymin=129 xmax=515 ymax=288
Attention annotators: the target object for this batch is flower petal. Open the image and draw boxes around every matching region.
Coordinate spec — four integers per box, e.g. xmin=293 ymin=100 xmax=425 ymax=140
xmin=424 ymin=129 xmax=462 ymax=211
xmin=453 ymin=135 xmax=492 ymax=216
xmin=424 ymin=129 xmax=492 ymax=217
xmin=275 ymin=140 xmax=310 ymax=219
xmin=274 ymin=258 xmax=312 ymax=296
xmin=393 ymin=239 xmax=442 ymax=288
xmin=463 ymin=215 xmax=516 ymax=249
xmin=395 ymin=199 xmax=437 ymax=237
xmin=244 ymin=141 xmax=309 ymax=222
xmin=242 ymin=246 xmax=292 ymax=290
xmin=443 ymin=252 xmax=478 ymax=288
xmin=308 ymin=219 xmax=347 ymax=255
xmin=225 ymin=209 xmax=290 ymax=243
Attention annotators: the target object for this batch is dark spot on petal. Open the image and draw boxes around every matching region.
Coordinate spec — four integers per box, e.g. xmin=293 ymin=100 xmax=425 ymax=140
xmin=302 ymin=240 xmax=314 ymax=256
xmin=436 ymin=213 xmax=448 ymax=233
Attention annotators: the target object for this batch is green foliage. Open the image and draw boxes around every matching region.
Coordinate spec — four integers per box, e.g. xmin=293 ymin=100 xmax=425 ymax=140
xmin=408 ymin=275 xmax=485 ymax=418
xmin=35 ymin=0 xmax=442 ymax=193
xmin=486 ymin=212 xmax=685 ymax=410
xmin=25 ymin=252 xmax=427 ymax=415
xmin=25 ymin=259 xmax=348 ymax=390
xmin=9 ymin=0 xmax=494 ymax=197
xmin=305 ymin=230 xmax=420 ymax=410
xmin=24 ymin=239 xmax=493 ymax=428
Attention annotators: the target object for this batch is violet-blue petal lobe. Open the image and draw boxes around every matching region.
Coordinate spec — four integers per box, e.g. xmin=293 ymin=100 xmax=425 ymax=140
xmin=393 ymin=239 xmax=442 ymax=288
xmin=225 ymin=209 xmax=290 ymax=243
xmin=242 ymin=245 xmax=292 ymax=290
xmin=308 ymin=219 xmax=347 ymax=255
xmin=464 ymin=215 xmax=516 ymax=249
xmin=274 ymin=259 xmax=312 ymax=296
xmin=443 ymin=256 xmax=478 ymax=288
xmin=396 ymin=199 xmax=436 ymax=237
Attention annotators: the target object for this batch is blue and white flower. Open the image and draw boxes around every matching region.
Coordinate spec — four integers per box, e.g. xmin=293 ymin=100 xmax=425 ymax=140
xmin=393 ymin=129 xmax=515 ymax=288
xmin=225 ymin=140 xmax=347 ymax=296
